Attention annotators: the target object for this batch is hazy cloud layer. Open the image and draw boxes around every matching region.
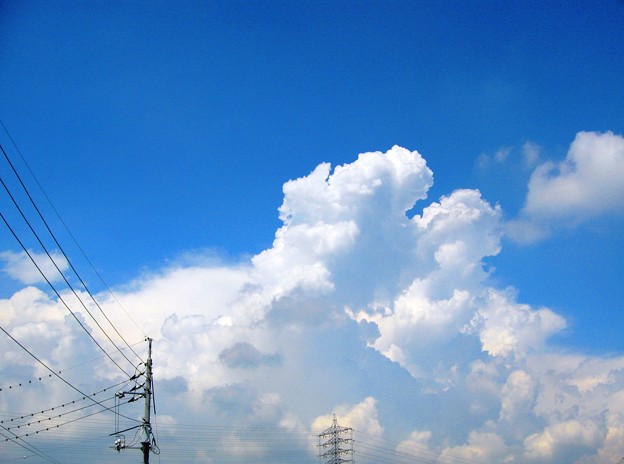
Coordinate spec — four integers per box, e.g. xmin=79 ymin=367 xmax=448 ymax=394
xmin=1 ymin=140 xmax=624 ymax=463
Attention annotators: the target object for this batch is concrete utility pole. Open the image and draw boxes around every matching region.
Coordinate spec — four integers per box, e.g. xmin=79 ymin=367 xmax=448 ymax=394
xmin=141 ymin=337 xmax=153 ymax=464
xmin=112 ymin=337 xmax=155 ymax=463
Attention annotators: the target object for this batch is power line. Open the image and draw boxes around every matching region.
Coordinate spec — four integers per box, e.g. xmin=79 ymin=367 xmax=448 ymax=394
xmin=355 ymin=430 xmax=490 ymax=464
xmin=0 ymin=428 xmax=62 ymax=464
xmin=0 ymin=122 xmax=151 ymax=462
xmin=0 ymin=150 xmax=143 ymax=363
xmin=0 ymin=323 xmax=141 ymax=425
xmin=0 ymin=162 xmax=138 ymax=373
xmin=0 ymin=118 xmax=146 ymax=341
xmin=0 ymin=378 xmax=137 ymax=425
xmin=4 ymin=396 xmax=138 ymax=442
xmin=0 ymin=206 xmax=134 ymax=377
xmin=0 ymin=342 xmax=145 ymax=393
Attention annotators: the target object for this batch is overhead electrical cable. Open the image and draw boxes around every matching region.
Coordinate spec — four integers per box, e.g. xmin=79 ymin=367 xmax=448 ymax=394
xmin=0 ymin=204 xmax=134 ymax=378
xmin=0 ymin=377 xmax=137 ymax=425
xmin=0 ymin=119 xmax=146 ymax=341
xmin=355 ymin=430 xmax=490 ymax=464
xmin=2 ymin=396 xmax=117 ymax=434
xmin=356 ymin=441 xmax=436 ymax=464
xmin=0 ymin=119 xmax=147 ymax=340
xmin=0 ymin=323 xmax=140 ymax=425
xmin=0 ymin=156 xmax=140 ymax=370
xmin=0 ymin=122 xmax=152 ymax=463
xmin=135 ymin=423 xmax=491 ymax=464
xmin=4 ymin=397 xmax=137 ymax=442
xmin=0 ymin=347 xmax=144 ymax=393
xmin=0 ymin=428 xmax=62 ymax=464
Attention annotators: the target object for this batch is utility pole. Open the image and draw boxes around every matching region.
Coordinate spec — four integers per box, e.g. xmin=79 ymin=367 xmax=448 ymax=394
xmin=112 ymin=337 xmax=156 ymax=463
xmin=318 ymin=415 xmax=354 ymax=464
xmin=141 ymin=336 xmax=153 ymax=464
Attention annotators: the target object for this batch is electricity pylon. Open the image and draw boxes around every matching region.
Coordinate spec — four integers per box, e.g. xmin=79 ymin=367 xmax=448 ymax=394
xmin=318 ymin=415 xmax=354 ymax=464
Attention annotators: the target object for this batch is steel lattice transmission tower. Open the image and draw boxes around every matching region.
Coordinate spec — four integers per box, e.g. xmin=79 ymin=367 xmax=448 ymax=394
xmin=318 ymin=415 xmax=354 ymax=464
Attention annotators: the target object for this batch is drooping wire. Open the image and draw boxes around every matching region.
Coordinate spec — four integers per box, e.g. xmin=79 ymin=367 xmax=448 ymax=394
xmin=123 ymin=422 xmax=143 ymax=448
xmin=0 ymin=122 xmax=151 ymax=462
xmin=0 ymin=165 xmax=139 ymax=374
xmin=0 ymin=118 xmax=146 ymax=342
xmin=4 ymin=396 xmax=137 ymax=442
xmin=0 ymin=375 xmax=56 ymax=392
xmin=3 ymin=395 xmax=117 ymax=433
xmin=0 ymin=207 xmax=133 ymax=378
xmin=151 ymin=373 xmax=161 ymax=458
xmin=355 ymin=430 xmax=490 ymax=464
xmin=0 ymin=428 xmax=61 ymax=464
xmin=0 ymin=324 xmax=141 ymax=425
xmin=0 ymin=340 xmax=144 ymax=392
xmin=113 ymin=363 xmax=148 ymax=450
xmin=0 ymin=377 xmax=138 ymax=425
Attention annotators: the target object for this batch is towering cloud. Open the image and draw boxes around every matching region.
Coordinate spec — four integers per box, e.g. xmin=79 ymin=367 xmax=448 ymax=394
xmin=1 ymin=139 xmax=623 ymax=463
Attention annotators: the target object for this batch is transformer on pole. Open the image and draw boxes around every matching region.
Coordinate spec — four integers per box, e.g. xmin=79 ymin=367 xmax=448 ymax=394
xmin=318 ymin=415 xmax=354 ymax=464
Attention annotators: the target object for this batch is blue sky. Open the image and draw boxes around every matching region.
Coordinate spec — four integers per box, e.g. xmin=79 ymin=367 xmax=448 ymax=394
xmin=1 ymin=2 xmax=623 ymax=463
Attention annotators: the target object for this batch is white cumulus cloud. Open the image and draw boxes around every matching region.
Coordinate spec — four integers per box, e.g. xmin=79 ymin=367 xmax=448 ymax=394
xmin=0 ymin=249 xmax=69 ymax=284
xmin=1 ymin=142 xmax=624 ymax=463
xmin=508 ymin=131 xmax=624 ymax=242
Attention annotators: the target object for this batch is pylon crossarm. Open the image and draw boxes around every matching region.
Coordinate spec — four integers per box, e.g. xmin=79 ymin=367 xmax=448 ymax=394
xmin=319 ymin=427 xmax=352 ymax=437
xmin=321 ymin=458 xmax=353 ymax=464
xmin=320 ymin=437 xmax=352 ymax=447
xmin=321 ymin=448 xmax=351 ymax=458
